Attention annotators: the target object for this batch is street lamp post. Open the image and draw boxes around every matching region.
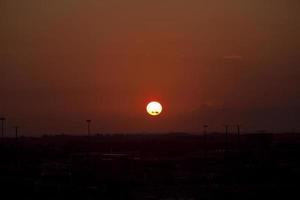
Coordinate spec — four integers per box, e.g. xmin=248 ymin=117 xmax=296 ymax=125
xmin=86 ymin=120 xmax=91 ymax=136
xmin=203 ymin=125 xmax=208 ymax=145
xmin=15 ymin=126 xmax=19 ymax=140
xmin=203 ymin=125 xmax=208 ymax=136
xmin=203 ymin=125 xmax=208 ymax=156
xmin=225 ymin=125 xmax=229 ymax=151
xmin=237 ymin=124 xmax=241 ymax=148
xmin=0 ymin=117 xmax=6 ymax=138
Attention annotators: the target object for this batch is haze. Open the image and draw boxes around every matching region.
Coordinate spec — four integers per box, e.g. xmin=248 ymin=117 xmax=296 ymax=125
xmin=1 ymin=0 xmax=300 ymax=135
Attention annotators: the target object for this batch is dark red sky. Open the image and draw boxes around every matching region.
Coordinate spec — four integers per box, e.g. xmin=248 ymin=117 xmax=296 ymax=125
xmin=1 ymin=0 xmax=300 ymax=135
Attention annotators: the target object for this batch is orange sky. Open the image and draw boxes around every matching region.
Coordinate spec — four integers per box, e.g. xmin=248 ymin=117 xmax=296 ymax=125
xmin=1 ymin=0 xmax=300 ymax=135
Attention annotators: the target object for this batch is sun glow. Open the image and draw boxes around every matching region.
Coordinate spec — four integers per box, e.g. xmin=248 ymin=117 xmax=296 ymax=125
xmin=146 ymin=101 xmax=163 ymax=116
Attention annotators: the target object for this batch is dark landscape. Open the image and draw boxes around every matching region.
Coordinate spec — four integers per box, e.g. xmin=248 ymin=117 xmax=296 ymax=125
xmin=1 ymin=133 xmax=299 ymax=199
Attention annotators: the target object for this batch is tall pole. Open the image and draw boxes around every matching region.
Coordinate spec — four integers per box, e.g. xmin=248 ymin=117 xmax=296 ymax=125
xmin=0 ymin=117 xmax=5 ymax=138
xmin=203 ymin=125 xmax=208 ymax=157
xmin=86 ymin=120 xmax=92 ymax=155
xmin=237 ymin=124 xmax=240 ymax=147
xmin=203 ymin=125 xmax=208 ymax=136
xmin=203 ymin=125 xmax=208 ymax=145
xmin=225 ymin=125 xmax=229 ymax=151
xmin=14 ymin=126 xmax=20 ymax=167
xmin=15 ymin=126 xmax=19 ymax=140
xmin=225 ymin=125 xmax=229 ymax=137
xmin=86 ymin=120 xmax=91 ymax=136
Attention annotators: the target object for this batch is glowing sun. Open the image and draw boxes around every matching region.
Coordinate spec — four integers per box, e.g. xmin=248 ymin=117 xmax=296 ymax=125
xmin=146 ymin=101 xmax=163 ymax=116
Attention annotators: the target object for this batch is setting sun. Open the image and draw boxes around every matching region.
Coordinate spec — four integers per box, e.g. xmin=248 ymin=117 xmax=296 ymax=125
xmin=146 ymin=101 xmax=163 ymax=116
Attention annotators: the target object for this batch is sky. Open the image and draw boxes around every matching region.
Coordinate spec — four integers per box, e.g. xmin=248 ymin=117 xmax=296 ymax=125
xmin=1 ymin=0 xmax=300 ymax=135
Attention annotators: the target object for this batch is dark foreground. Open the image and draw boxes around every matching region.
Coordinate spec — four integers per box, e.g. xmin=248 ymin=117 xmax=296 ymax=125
xmin=0 ymin=133 xmax=299 ymax=199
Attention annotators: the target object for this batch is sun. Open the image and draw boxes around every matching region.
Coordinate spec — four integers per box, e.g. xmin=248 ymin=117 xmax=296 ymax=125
xmin=146 ymin=101 xmax=163 ymax=116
